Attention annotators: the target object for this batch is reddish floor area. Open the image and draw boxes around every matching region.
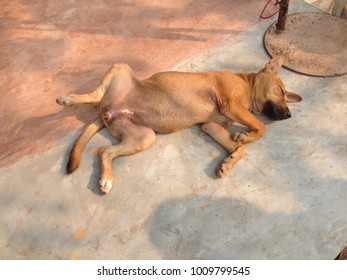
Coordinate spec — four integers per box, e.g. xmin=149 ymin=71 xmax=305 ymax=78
xmin=0 ymin=0 xmax=272 ymax=167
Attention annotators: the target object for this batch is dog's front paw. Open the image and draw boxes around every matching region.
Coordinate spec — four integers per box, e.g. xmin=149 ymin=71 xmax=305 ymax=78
xmin=217 ymin=159 xmax=232 ymax=178
xmin=217 ymin=145 xmax=245 ymax=178
xmin=233 ymin=131 xmax=249 ymax=143
xmin=99 ymin=175 xmax=113 ymax=194
xmin=56 ymin=95 xmax=74 ymax=106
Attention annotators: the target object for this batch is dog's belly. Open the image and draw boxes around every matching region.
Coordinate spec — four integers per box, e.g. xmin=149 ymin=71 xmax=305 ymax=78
xmin=135 ymin=111 xmax=212 ymax=133
xmin=100 ymin=98 xmax=229 ymax=134
xmin=133 ymin=95 xmax=227 ymax=134
xmin=134 ymin=102 xmax=234 ymax=133
xmin=99 ymin=70 xmax=234 ymax=133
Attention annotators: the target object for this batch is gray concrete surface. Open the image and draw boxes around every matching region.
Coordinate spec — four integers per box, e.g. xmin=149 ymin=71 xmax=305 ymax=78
xmin=1 ymin=1 xmax=346 ymax=259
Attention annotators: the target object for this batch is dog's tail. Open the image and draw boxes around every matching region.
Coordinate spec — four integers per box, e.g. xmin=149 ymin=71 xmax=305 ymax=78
xmin=67 ymin=118 xmax=105 ymax=174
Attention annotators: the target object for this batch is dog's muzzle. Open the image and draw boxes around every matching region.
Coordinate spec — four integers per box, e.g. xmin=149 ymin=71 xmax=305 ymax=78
xmin=262 ymin=100 xmax=291 ymax=120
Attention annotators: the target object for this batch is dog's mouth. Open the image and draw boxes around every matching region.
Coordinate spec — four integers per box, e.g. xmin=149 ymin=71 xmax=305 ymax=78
xmin=262 ymin=100 xmax=291 ymax=120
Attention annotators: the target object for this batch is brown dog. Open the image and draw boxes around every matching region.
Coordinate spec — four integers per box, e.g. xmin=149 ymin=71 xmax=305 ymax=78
xmin=56 ymin=55 xmax=302 ymax=194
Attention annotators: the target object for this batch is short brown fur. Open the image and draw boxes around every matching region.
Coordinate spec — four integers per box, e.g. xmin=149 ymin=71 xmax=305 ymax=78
xmin=57 ymin=55 xmax=302 ymax=194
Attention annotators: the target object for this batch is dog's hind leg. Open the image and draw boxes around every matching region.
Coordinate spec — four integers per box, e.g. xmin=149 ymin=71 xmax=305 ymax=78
xmin=98 ymin=118 xmax=156 ymax=194
xmin=201 ymin=122 xmax=244 ymax=178
xmin=67 ymin=118 xmax=106 ymax=174
xmin=56 ymin=64 xmax=133 ymax=107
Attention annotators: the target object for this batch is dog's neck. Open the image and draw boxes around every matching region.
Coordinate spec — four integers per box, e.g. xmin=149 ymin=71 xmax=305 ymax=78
xmin=239 ymin=73 xmax=260 ymax=113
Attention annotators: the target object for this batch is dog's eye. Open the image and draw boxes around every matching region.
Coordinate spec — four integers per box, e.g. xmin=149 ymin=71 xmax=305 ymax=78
xmin=280 ymin=88 xmax=286 ymax=96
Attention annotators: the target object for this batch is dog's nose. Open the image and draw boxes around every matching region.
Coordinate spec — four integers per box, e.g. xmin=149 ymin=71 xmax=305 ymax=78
xmin=285 ymin=110 xmax=291 ymax=119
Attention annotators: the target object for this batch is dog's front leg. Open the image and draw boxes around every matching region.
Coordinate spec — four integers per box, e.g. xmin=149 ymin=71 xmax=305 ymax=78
xmin=224 ymin=106 xmax=265 ymax=144
xmin=201 ymin=122 xmax=244 ymax=178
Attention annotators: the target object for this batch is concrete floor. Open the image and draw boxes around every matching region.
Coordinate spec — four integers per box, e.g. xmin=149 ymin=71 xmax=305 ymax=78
xmin=305 ymin=0 xmax=347 ymax=18
xmin=1 ymin=0 xmax=346 ymax=259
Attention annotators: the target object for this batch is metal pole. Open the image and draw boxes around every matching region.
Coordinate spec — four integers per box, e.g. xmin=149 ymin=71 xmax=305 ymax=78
xmin=276 ymin=0 xmax=290 ymax=32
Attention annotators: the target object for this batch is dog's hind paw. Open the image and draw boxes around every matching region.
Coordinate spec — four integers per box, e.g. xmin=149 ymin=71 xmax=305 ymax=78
xmin=99 ymin=176 xmax=113 ymax=194
xmin=216 ymin=145 xmax=245 ymax=178
xmin=56 ymin=95 xmax=74 ymax=106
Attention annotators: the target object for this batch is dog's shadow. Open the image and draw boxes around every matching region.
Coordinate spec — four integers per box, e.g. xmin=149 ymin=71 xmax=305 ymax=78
xmin=86 ymin=154 xmax=103 ymax=196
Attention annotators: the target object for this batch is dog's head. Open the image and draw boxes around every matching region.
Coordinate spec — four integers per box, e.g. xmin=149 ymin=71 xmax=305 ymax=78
xmin=252 ymin=55 xmax=302 ymax=120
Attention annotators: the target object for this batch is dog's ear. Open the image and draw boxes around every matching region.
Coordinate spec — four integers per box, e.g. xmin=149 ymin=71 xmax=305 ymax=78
xmin=265 ymin=55 xmax=286 ymax=75
xmin=285 ymin=91 xmax=303 ymax=103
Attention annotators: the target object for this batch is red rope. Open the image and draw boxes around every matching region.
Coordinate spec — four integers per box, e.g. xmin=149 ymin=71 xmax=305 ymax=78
xmin=260 ymin=0 xmax=280 ymax=19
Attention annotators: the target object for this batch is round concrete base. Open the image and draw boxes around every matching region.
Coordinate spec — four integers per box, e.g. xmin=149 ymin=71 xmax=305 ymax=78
xmin=264 ymin=13 xmax=347 ymax=77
